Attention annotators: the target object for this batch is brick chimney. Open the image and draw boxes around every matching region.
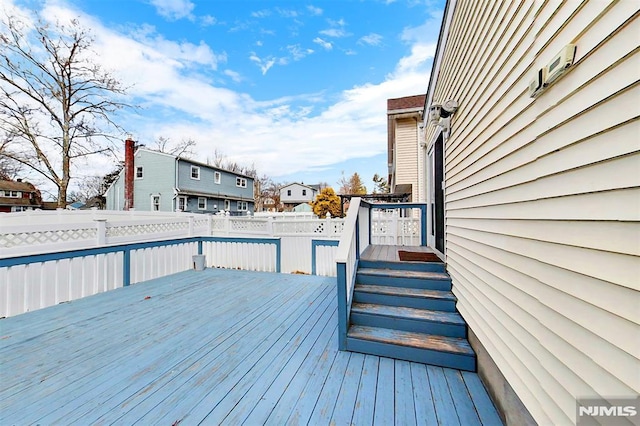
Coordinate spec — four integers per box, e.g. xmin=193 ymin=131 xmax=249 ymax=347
xmin=124 ymin=137 xmax=135 ymax=210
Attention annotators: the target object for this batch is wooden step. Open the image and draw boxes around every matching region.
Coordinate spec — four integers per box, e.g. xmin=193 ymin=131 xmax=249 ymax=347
xmin=356 ymin=268 xmax=451 ymax=290
xmin=350 ymin=303 xmax=466 ymax=337
xmin=346 ymin=325 xmax=476 ymax=371
xmin=353 ymin=284 xmax=456 ymax=311
xmin=358 ymin=259 xmax=446 ymax=273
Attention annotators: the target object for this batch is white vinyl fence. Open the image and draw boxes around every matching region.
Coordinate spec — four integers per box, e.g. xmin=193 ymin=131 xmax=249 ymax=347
xmin=0 ymin=209 xmax=422 ymax=317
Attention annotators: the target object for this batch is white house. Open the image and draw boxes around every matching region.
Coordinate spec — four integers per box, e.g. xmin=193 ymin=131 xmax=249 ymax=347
xmin=417 ymin=1 xmax=639 ymax=425
xmin=387 ymin=94 xmax=426 ymax=202
xmin=279 ymin=183 xmax=318 ymax=212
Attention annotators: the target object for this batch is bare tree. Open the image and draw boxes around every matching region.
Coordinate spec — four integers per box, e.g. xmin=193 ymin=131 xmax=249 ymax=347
xmin=0 ymin=135 xmax=22 ymax=179
xmin=0 ymin=13 xmax=130 ymax=207
xmin=149 ymin=136 xmax=196 ymax=159
xmin=67 ymin=174 xmax=103 ymax=203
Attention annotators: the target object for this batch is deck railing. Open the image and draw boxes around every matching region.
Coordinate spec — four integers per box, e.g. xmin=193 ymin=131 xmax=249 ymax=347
xmin=0 ymin=236 xmax=280 ymax=318
xmin=0 ymin=207 xmax=425 ymax=318
xmin=335 ymin=199 xmax=428 ymax=349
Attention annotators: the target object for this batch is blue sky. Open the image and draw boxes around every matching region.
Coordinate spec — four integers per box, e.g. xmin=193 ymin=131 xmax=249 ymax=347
xmin=6 ymin=0 xmax=444 ymax=194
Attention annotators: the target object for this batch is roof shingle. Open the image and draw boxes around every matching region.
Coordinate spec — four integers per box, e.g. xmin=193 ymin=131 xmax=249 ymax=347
xmin=387 ymin=94 xmax=426 ymax=111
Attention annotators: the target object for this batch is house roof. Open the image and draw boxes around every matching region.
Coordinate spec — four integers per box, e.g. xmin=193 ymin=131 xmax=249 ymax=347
xmin=387 ymin=94 xmax=426 ymax=112
xmin=0 ymin=180 xmax=37 ymax=192
xmin=280 ymin=183 xmax=318 ymax=191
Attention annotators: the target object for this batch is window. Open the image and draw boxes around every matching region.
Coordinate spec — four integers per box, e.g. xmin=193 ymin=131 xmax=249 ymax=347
xmin=198 ymin=197 xmax=207 ymax=210
xmin=302 ymin=189 xmax=306 ymax=196
xmin=1 ymin=190 xmax=20 ymax=198
xmin=237 ymin=201 xmax=248 ymax=211
xmin=214 ymin=172 xmax=221 ymax=184
xmin=224 ymin=199 xmax=230 ymax=210
xmin=151 ymin=195 xmax=160 ymax=211
xmin=287 ymin=190 xmax=291 ymax=196
xmin=236 ymin=177 xmax=247 ymax=188
xmin=135 ymin=166 xmax=144 ymax=179
xmin=11 ymin=206 xmax=30 ymax=212
xmin=177 ymin=196 xmax=187 ymax=211
xmin=191 ymin=166 xmax=200 ymax=180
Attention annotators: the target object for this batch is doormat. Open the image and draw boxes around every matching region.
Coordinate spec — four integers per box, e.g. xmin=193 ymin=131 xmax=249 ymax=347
xmin=398 ymin=250 xmax=442 ymax=263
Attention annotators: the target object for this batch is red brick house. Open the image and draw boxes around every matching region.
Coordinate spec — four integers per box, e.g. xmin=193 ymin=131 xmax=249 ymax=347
xmin=0 ymin=179 xmax=43 ymax=212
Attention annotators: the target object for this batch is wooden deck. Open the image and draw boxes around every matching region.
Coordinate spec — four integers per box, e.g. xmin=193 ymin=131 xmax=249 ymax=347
xmin=362 ymin=244 xmax=440 ymax=262
xmin=0 ymin=267 xmax=501 ymax=425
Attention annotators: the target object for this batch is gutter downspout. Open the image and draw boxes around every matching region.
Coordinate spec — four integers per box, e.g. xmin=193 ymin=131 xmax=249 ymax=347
xmin=174 ymin=157 xmax=180 ymax=212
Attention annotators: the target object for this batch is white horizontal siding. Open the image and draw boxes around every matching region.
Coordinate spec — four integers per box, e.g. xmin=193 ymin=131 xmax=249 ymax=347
xmin=395 ymin=118 xmax=419 ymax=200
xmin=424 ymin=0 xmax=640 ymax=424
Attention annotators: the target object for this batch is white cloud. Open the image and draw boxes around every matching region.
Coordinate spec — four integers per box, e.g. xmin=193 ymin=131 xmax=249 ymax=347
xmin=223 ymin=69 xmax=242 ymax=83
xmin=358 ymin=33 xmax=383 ymax=46
xmin=249 ymin=53 xmax=276 ymax=75
xmin=200 ymin=15 xmax=217 ymax=26
xmin=251 ymin=10 xmax=271 ymax=18
xmin=307 ymin=5 xmax=323 ymax=16
xmin=319 ymin=28 xmax=348 ymax=38
xmin=287 ymin=44 xmax=314 ymax=61
xmin=277 ymin=8 xmax=298 ymax=18
xmin=313 ymin=37 xmax=332 ymax=50
xmin=148 ymin=0 xmax=195 ymax=21
xmin=13 ymin=0 xmax=440 ymax=192
xmin=320 ymin=17 xmax=350 ymax=38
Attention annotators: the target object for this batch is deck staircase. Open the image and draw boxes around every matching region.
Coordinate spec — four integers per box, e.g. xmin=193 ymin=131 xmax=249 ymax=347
xmin=345 ymin=258 xmax=476 ymax=371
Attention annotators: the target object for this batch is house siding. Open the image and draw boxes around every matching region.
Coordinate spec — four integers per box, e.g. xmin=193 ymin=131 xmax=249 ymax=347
xmin=395 ymin=118 xmax=421 ymax=202
xmin=424 ymin=1 xmax=639 ymax=425
xmin=280 ymin=183 xmax=317 ymax=204
xmin=105 ymin=172 xmax=124 ymax=211
xmin=133 ymin=150 xmax=176 ymax=212
xmin=177 ymin=160 xmax=254 ymax=214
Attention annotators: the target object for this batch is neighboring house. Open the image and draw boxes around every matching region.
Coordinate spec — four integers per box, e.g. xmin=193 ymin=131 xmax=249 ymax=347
xmin=279 ymin=183 xmax=318 ymax=212
xmin=0 ymin=179 xmax=43 ymax=212
xmin=387 ymin=94 xmax=426 ymax=202
xmin=105 ymin=145 xmax=254 ymax=214
xmin=418 ymin=2 xmax=638 ymax=425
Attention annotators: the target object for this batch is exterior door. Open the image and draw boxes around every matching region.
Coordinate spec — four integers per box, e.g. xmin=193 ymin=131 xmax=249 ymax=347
xmin=177 ymin=196 xmax=187 ymax=212
xmin=429 ymin=134 xmax=445 ymax=253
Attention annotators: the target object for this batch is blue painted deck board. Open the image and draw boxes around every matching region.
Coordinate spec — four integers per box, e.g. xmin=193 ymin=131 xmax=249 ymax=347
xmin=351 ymin=354 xmax=379 ymax=425
xmin=0 ymin=267 xmax=502 ymax=425
xmin=374 ymin=357 xmax=395 ymax=425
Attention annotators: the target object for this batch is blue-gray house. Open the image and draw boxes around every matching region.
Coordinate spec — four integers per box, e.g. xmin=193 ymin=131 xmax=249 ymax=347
xmin=105 ymin=148 xmax=254 ymax=215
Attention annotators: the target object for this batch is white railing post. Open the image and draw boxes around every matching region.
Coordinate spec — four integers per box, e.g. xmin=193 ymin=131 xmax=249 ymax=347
xmin=325 ymin=212 xmax=331 ymax=237
xmin=268 ymin=216 xmax=274 ymax=237
xmin=95 ymin=219 xmax=107 ymax=246
xmin=224 ymin=213 xmax=231 ymax=236
xmin=207 ymin=214 xmax=213 ymax=236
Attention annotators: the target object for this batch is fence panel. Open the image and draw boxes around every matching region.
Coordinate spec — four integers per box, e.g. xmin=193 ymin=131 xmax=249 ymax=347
xmin=0 ymin=252 xmax=124 ymax=318
xmin=203 ymin=240 xmax=277 ymax=273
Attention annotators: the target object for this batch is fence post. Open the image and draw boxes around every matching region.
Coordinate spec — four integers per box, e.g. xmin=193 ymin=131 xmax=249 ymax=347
xmin=207 ymin=214 xmax=213 ymax=236
xmin=188 ymin=215 xmax=194 ymax=237
xmin=224 ymin=213 xmax=231 ymax=236
xmin=325 ymin=212 xmax=331 ymax=237
xmin=95 ymin=219 xmax=107 ymax=246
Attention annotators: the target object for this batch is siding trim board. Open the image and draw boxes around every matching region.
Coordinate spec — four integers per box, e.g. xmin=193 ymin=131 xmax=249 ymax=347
xmin=421 ymin=1 xmax=640 ymax=424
